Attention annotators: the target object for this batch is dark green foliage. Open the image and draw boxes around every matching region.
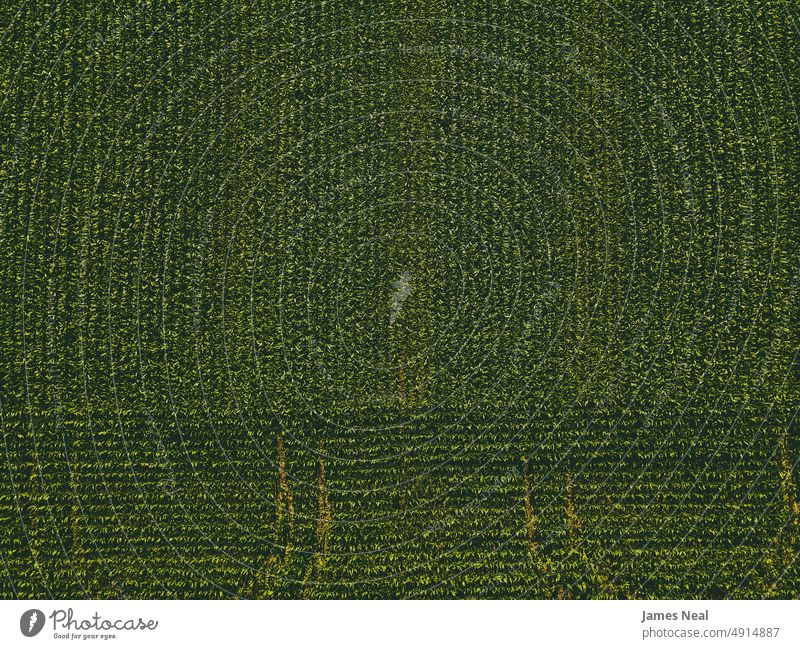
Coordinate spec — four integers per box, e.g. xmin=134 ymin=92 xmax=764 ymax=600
xmin=0 ymin=0 xmax=798 ymax=598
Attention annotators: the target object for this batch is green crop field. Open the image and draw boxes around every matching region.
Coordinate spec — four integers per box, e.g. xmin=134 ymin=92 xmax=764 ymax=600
xmin=1 ymin=0 xmax=799 ymax=599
